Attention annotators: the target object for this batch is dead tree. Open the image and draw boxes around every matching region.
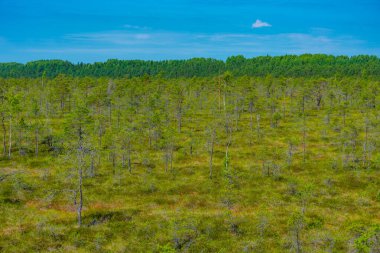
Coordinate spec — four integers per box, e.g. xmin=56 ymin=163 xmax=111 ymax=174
xmin=207 ymin=128 xmax=216 ymax=179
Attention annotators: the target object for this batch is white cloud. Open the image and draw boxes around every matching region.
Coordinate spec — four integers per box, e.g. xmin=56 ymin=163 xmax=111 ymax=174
xmin=252 ymin=19 xmax=272 ymax=28
xmin=124 ymin=24 xmax=148 ymax=30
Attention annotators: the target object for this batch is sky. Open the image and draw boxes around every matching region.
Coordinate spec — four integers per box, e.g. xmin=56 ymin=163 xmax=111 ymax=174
xmin=0 ymin=0 xmax=379 ymax=63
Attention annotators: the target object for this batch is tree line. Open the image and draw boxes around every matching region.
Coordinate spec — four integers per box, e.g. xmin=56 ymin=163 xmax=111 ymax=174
xmin=1 ymin=54 xmax=380 ymax=78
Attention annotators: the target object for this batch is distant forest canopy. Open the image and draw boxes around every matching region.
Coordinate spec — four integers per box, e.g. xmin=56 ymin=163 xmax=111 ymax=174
xmin=0 ymin=54 xmax=379 ymax=78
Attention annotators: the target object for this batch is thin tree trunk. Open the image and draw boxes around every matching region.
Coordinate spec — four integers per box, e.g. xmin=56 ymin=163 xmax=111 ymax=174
xmin=363 ymin=119 xmax=368 ymax=168
xmin=60 ymin=99 xmax=63 ymax=112
xmin=223 ymin=92 xmax=226 ymax=112
xmin=177 ymin=105 xmax=182 ymax=133
xmin=8 ymin=117 xmax=11 ymax=159
xmin=35 ymin=128 xmax=39 ymax=156
xmin=209 ymin=138 xmax=214 ymax=179
xmin=296 ymin=230 xmax=301 ymax=253
xmin=122 ymin=153 xmax=126 ymax=168
xmin=303 ymin=118 xmax=306 ymax=163
xmin=117 ymin=106 xmax=120 ymax=129
xmin=164 ymin=149 xmax=169 ymax=173
xmin=77 ymin=126 xmax=84 ymax=227
xmin=127 ymin=148 xmax=132 ymax=173
xmin=18 ymin=125 xmax=23 ymax=155
xmin=148 ymin=127 xmax=152 ymax=148
xmin=234 ymin=101 xmax=240 ymax=131
xmin=288 ymin=143 xmax=293 ymax=166
xmin=302 ymin=96 xmax=306 ymax=163
xmin=170 ymin=145 xmax=173 ymax=173
xmin=77 ymin=159 xmax=83 ymax=227
xmin=1 ymin=112 xmax=6 ymax=156
xmin=218 ymin=77 xmax=221 ymax=111
xmin=249 ymin=101 xmax=253 ymax=145
xmin=256 ymin=114 xmax=261 ymax=140
xmin=108 ymin=104 xmax=112 ymax=125
xmin=178 ymin=114 xmax=182 ymax=133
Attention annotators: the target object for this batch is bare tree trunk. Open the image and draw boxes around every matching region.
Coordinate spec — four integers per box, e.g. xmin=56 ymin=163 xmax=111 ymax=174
xmin=218 ymin=77 xmax=221 ymax=111
xmin=342 ymin=94 xmax=348 ymax=128
xmin=35 ymin=128 xmax=39 ymax=156
xmin=122 ymin=152 xmax=126 ymax=168
xmin=148 ymin=127 xmax=152 ymax=148
xmin=170 ymin=145 xmax=173 ymax=173
xmin=223 ymin=79 xmax=227 ymax=112
xmin=249 ymin=101 xmax=253 ymax=146
xmin=108 ymin=104 xmax=112 ymax=125
xmin=224 ymin=140 xmax=232 ymax=186
xmin=60 ymin=98 xmax=64 ymax=113
xmin=177 ymin=105 xmax=182 ymax=133
xmin=289 ymin=88 xmax=294 ymax=115
xmin=77 ymin=126 xmax=84 ymax=227
xmin=363 ymin=118 xmax=369 ymax=168
xmin=302 ymin=96 xmax=306 ymax=163
xmin=342 ymin=142 xmax=347 ymax=168
xmin=209 ymin=137 xmax=214 ymax=179
xmin=77 ymin=157 xmax=83 ymax=227
xmin=208 ymin=128 xmax=216 ymax=179
xmin=127 ymin=148 xmax=132 ymax=173
xmin=18 ymin=124 xmax=22 ymax=156
xmin=342 ymin=106 xmax=346 ymax=128
xmin=270 ymin=103 xmax=275 ymax=128
xmin=296 ymin=230 xmax=301 ymax=253
xmin=164 ymin=149 xmax=169 ymax=173
xmin=67 ymin=93 xmax=71 ymax=113
xmin=1 ymin=112 xmax=6 ymax=156
xmin=256 ymin=114 xmax=261 ymax=140
xmin=8 ymin=117 xmax=12 ymax=159
xmin=223 ymin=92 xmax=226 ymax=112
xmin=303 ymin=119 xmax=306 ymax=163
xmin=123 ymin=140 xmax=132 ymax=173
xmin=234 ymin=99 xmax=240 ymax=131
xmin=287 ymin=143 xmax=294 ymax=166
xmin=117 ymin=106 xmax=120 ymax=129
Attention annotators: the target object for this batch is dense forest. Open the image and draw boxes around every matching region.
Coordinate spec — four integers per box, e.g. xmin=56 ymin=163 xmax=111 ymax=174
xmin=0 ymin=72 xmax=379 ymax=252
xmin=1 ymin=54 xmax=380 ymax=79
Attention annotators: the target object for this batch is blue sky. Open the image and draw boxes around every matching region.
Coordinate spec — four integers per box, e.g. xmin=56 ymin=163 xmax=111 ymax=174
xmin=0 ymin=0 xmax=379 ymax=62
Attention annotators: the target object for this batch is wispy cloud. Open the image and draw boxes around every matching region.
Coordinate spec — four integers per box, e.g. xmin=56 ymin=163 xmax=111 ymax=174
xmin=252 ymin=19 xmax=272 ymax=28
xmin=310 ymin=27 xmax=334 ymax=34
xmin=65 ymin=31 xmax=152 ymax=45
xmin=134 ymin=34 xmax=151 ymax=40
xmin=24 ymin=30 xmax=367 ymax=59
xmin=17 ymin=27 xmax=373 ymax=63
xmin=124 ymin=24 xmax=148 ymax=30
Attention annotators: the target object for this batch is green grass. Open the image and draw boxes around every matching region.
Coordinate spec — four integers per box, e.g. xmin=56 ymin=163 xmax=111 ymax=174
xmin=0 ymin=76 xmax=379 ymax=252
